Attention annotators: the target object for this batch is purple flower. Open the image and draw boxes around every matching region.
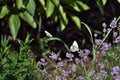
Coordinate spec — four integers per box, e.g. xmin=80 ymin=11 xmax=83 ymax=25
xmin=75 ymin=58 xmax=83 ymax=65
xmin=96 ymin=70 xmax=107 ymax=80
xmin=100 ymin=43 xmax=111 ymax=51
xmin=56 ymin=76 xmax=61 ymax=80
xmin=115 ymin=75 xmax=120 ymax=80
xmin=78 ymin=49 xmax=90 ymax=57
xmin=113 ymin=66 xmax=120 ymax=72
xmin=114 ymin=36 xmax=120 ymax=43
xmin=66 ymin=53 xmax=74 ymax=61
xmin=37 ymin=58 xmax=47 ymax=67
xmin=114 ymin=32 xmax=118 ymax=38
xmin=94 ymin=33 xmax=98 ymax=37
xmin=100 ymin=42 xmax=111 ymax=56
xmin=56 ymin=62 xmax=63 ymax=68
xmin=103 ymin=27 xmax=107 ymax=33
xmin=95 ymin=39 xmax=102 ymax=45
xmin=62 ymin=70 xmax=71 ymax=77
xmin=100 ymin=70 xmax=107 ymax=77
xmin=49 ymin=52 xmax=58 ymax=60
xmin=68 ymin=64 xmax=77 ymax=72
xmin=111 ymin=66 xmax=120 ymax=76
xmin=98 ymin=62 xmax=105 ymax=69
xmin=42 ymin=69 xmax=48 ymax=76
xmin=102 ymin=23 xmax=107 ymax=28
xmin=110 ymin=18 xmax=117 ymax=28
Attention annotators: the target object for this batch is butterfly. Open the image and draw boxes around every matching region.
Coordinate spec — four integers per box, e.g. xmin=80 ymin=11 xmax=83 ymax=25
xmin=70 ymin=40 xmax=79 ymax=52
xmin=44 ymin=30 xmax=53 ymax=37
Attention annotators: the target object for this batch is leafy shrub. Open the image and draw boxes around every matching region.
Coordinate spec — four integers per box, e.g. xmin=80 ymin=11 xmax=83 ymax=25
xmin=0 ymin=35 xmax=38 ymax=80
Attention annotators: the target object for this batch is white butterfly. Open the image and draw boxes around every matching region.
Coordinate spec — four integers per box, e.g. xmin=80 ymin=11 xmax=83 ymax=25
xmin=70 ymin=40 xmax=79 ymax=52
xmin=44 ymin=30 xmax=53 ymax=37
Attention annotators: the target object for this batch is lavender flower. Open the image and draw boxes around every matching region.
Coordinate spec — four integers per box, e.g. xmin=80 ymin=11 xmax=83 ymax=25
xmin=114 ymin=32 xmax=118 ymax=38
xmin=100 ymin=42 xmax=111 ymax=56
xmin=49 ymin=52 xmax=58 ymax=60
xmin=56 ymin=76 xmax=61 ymax=80
xmin=68 ymin=64 xmax=77 ymax=72
xmin=113 ymin=66 xmax=120 ymax=72
xmin=111 ymin=66 xmax=120 ymax=76
xmin=62 ymin=70 xmax=71 ymax=77
xmin=114 ymin=35 xmax=120 ymax=43
xmin=42 ymin=69 xmax=48 ymax=76
xmin=100 ymin=42 xmax=111 ymax=51
xmin=115 ymin=75 xmax=120 ymax=80
xmin=102 ymin=23 xmax=107 ymax=28
xmin=98 ymin=62 xmax=105 ymax=69
xmin=94 ymin=33 xmax=98 ymax=37
xmin=95 ymin=39 xmax=102 ymax=45
xmin=75 ymin=58 xmax=83 ymax=65
xmin=103 ymin=27 xmax=107 ymax=33
xmin=96 ymin=70 xmax=107 ymax=80
xmin=110 ymin=18 xmax=117 ymax=28
xmin=56 ymin=62 xmax=63 ymax=68
xmin=37 ymin=58 xmax=47 ymax=67
xmin=66 ymin=53 xmax=74 ymax=61
xmin=78 ymin=49 xmax=90 ymax=57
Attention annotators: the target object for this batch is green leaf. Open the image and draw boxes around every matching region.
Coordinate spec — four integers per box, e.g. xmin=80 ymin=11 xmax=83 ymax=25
xmin=70 ymin=2 xmax=81 ymax=12
xmin=59 ymin=5 xmax=68 ymax=30
xmin=19 ymin=11 xmax=36 ymax=28
xmin=52 ymin=0 xmax=60 ymax=6
xmin=46 ymin=0 xmax=55 ymax=18
xmin=60 ymin=19 xmax=66 ymax=31
xmin=76 ymin=1 xmax=90 ymax=11
xmin=118 ymin=0 xmax=120 ymax=3
xmin=16 ymin=0 xmax=24 ymax=9
xmin=0 ymin=5 xmax=9 ymax=19
xmin=26 ymin=0 xmax=36 ymax=16
xmin=39 ymin=0 xmax=45 ymax=9
xmin=96 ymin=0 xmax=104 ymax=15
xmin=102 ymin=0 xmax=107 ymax=5
xmin=9 ymin=15 xmax=20 ymax=40
xmin=70 ymin=15 xmax=81 ymax=28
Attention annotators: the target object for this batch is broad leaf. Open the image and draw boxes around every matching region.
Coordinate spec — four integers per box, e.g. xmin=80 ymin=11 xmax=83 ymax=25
xmin=39 ymin=0 xmax=45 ymax=10
xmin=102 ymin=0 xmax=107 ymax=5
xmin=70 ymin=2 xmax=81 ymax=12
xmin=70 ymin=15 xmax=81 ymax=28
xmin=76 ymin=1 xmax=90 ymax=11
xmin=26 ymin=0 xmax=36 ymax=16
xmin=0 ymin=5 xmax=9 ymax=19
xmin=16 ymin=0 xmax=24 ymax=9
xmin=46 ymin=0 xmax=55 ymax=18
xmin=118 ymin=0 xmax=120 ymax=3
xmin=52 ymin=0 xmax=60 ymax=6
xmin=19 ymin=11 xmax=36 ymax=28
xmin=9 ymin=15 xmax=20 ymax=39
xmin=59 ymin=5 xmax=68 ymax=30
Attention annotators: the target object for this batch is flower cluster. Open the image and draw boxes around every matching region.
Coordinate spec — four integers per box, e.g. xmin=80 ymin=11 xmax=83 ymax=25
xmin=36 ymin=18 xmax=120 ymax=80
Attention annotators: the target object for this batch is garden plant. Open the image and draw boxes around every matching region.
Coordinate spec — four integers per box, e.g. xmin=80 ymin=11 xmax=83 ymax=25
xmin=1 ymin=0 xmax=120 ymax=80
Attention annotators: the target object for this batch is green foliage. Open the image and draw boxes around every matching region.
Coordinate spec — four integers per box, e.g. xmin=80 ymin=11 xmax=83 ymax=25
xmin=19 ymin=11 xmax=36 ymax=28
xmin=38 ymin=35 xmax=70 ymax=57
xmin=0 ymin=5 xmax=9 ymax=19
xmin=118 ymin=0 xmax=120 ymax=3
xmin=0 ymin=35 xmax=38 ymax=80
xmin=0 ymin=0 xmax=109 ymax=40
xmin=9 ymin=15 xmax=20 ymax=40
xmin=0 ymin=0 xmax=36 ymax=40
